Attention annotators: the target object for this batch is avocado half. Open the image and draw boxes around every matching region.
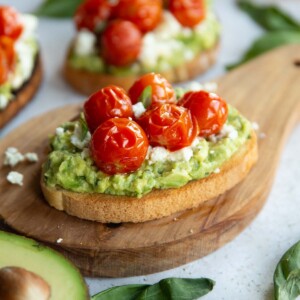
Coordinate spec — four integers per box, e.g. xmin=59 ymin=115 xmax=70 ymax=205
xmin=0 ymin=231 xmax=88 ymax=300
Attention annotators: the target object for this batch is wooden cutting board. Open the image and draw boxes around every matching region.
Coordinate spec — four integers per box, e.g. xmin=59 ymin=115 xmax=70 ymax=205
xmin=0 ymin=45 xmax=299 ymax=277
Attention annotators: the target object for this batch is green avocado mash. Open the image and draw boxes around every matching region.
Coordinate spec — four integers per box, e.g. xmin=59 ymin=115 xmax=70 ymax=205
xmin=43 ymin=106 xmax=252 ymax=198
xmin=68 ymin=10 xmax=220 ymax=75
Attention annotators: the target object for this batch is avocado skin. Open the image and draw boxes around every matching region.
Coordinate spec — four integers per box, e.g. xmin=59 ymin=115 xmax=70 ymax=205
xmin=0 ymin=231 xmax=89 ymax=300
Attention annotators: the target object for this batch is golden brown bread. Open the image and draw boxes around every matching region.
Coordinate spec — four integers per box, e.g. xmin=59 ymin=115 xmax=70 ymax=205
xmin=63 ymin=43 xmax=219 ymax=95
xmin=0 ymin=55 xmax=43 ymax=129
xmin=41 ymin=130 xmax=257 ymax=223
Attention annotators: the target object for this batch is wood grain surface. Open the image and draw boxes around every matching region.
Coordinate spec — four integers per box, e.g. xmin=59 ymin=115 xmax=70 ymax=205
xmin=0 ymin=45 xmax=299 ymax=277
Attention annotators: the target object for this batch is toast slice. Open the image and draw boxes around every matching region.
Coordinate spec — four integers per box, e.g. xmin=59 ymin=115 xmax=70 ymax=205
xmin=0 ymin=54 xmax=43 ymax=129
xmin=41 ymin=130 xmax=257 ymax=223
xmin=63 ymin=43 xmax=219 ymax=95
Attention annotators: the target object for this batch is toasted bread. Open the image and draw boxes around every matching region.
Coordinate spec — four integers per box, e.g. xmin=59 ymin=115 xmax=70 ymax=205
xmin=0 ymin=54 xmax=43 ymax=129
xmin=63 ymin=43 xmax=219 ymax=95
xmin=41 ymin=130 xmax=257 ymax=223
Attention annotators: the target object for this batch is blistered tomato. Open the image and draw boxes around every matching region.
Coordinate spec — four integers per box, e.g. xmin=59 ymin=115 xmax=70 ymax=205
xmin=0 ymin=36 xmax=15 ymax=71
xmin=114 ymin=0 xmax=162 ymax=33
xmin=0 ymin=6 xmax=23 ymax=40
xmin=74 ymin=0 xmax=114 ymax=32
xmin=91 ymin=118 xmax=149 ymax=174
xmin=128 ymin=73 xmax=176 ymax=108
xmin=138 ymin=103 xmax=198 ymax=151
xmin=0 ymin=48 xmax=9 ymax=84
xmin=101 ymin=20 xmax=142 ymax=66
xmin=84 ymin=85 xmax=133 ymax=133
xmin=169 ymin=0 xmax=205 ymax=27
xmin=179 ymin=90 xmax=228 ymax=137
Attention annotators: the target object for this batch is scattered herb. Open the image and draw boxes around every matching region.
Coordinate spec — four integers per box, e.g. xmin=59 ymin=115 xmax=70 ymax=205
xmin=227 ymin=31 xmax=300 ymax=70
xmin=34 ymin=0 xmax=83 ymax=18
xmin=228 ymin=1 xmax=300 ymax=69
xmin=274 ymin=240 xmax=300 ymax=300
xmin=139 ymin=86 xmax=153 ymax=109
xmin=91 ymin=277 xmax=215 ymax=300
xmin=237 ymin=0 xmax=300 ymax=32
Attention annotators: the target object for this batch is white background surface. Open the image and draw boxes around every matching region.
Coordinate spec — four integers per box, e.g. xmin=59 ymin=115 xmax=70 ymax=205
xmin=1 ymin=1 xmax=300 ymax=299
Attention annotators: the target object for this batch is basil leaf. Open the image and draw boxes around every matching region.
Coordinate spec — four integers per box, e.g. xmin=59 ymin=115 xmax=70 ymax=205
xmin=34 ymin=0 xmax=83 ymax=18
xmin=92 ymin=284 xmax=149 ymax=300
xmin=227 ymin=31 xmax=300 ymax=70
xmin=138 ymin=86 xmax=152 ymax=109
xmin=237 ymin=0 xmax=300 ymax=32
xmin=92 ymin=277 xmax=215 ymax=300
xmin=274 ymin=241 xmax=300 ymax=300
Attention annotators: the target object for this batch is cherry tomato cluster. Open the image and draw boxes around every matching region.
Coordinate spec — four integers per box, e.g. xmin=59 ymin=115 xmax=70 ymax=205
xmin=0 ymin=6 xmax=23 ymax=84
xmin=84 ymin=73 xmax=228 ymax=175
xmin=74 ymin=0 xmax=206 ymax=67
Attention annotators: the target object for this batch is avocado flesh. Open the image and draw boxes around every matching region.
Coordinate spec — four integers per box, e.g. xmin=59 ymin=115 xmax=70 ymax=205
xmin=0 ymin=231 xmax=88 ymax=300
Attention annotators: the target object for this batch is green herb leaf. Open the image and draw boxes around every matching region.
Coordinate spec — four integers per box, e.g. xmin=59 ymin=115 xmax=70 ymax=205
xmin=227 ymin=31 xmax=300 ymax=70
xmin=274 ymin=241 xmax=300 ymax=300
xmin=92 ymin=277 xmax=215 ymax=300
xmin=138 ymin=86 xmax=152 ymax=109
xmin=237 ymin=0 xmax=300 ymax=31
xmin=34 ymin=0 xmax=83 ymax=18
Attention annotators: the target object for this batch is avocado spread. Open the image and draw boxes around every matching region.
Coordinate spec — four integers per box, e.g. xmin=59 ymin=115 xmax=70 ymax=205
xmin=43 ymin=105 xmax=252 ymax=198
xmin=68 ymin=9 xmax=220 ymax=75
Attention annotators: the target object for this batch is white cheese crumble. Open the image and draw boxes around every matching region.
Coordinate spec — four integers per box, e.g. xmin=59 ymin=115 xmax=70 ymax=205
xmin=208 ymin=124 xmax=239 ymax=143
xmin=184 ymin=81 xmax=218 ymax=93
xmin=148 ymin=145 xmax=194 ymax=164
xmin=252 ymin=122 xmax=259 ymax=131
xmin=70 ymin=123 xmax=91 ymax=149
xmin=74 ymin=29 xmax=97 ymax=56
xmin=213 ymin=168 xmax=220 ymax=174
xmin=7 ymin=171 xmax=24 ymax=186
xmin=25 ymin=152 xmax=39 ymax=162
xmin=0 ymin=94 xmax=9 ymax=110
xmin=4 ymin=147 xmax=24 ymax=167
xmin=132 ymin=102 xmax=146 ymax=118
xmin=56 ymin=127 xmax=65 ymax=136
xmin=56 ymin=238 xmax=63 ymax=244
xmin=81 ymin=148 xmax=91 ymax=159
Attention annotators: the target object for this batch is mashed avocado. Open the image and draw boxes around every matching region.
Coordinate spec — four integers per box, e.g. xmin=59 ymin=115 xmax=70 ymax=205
xmin=68 ymin=9 xmax=220 ymax=75
xmin=43 ymin=106 xmax=252 ymax=198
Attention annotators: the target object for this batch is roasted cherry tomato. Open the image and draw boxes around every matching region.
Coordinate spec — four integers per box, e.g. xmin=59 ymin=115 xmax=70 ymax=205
xmin=84 ymin=85 xmax=133 ymax=133
xmin=74 ymin=0 xmax=114 ymax=32
xmin=138 ymin=104 xmax=198 ymax=151
xmin=169 ymin=0 xmax=205 ymax=27
xmin=114 ymin=0 xmax=162 ymax=33
xmin=0 ymin=6 xmax=23 ymax=40
xmin=91 ymin=118 xmax=149 ymax=174
xmin=0 ymin=48 xmax=9 ymax=84
xmin=0 ymin=36 xmax=15 ymax=71
xmin=101 ymin=19 xmax=142 ymax=66
xmin=179 ymin=90 xmax=228 ymax=137
xmin=128 ymin=73 xmax=176 ymax=108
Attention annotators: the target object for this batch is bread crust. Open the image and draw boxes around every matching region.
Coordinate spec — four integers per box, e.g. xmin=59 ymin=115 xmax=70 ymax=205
xmin=0 ymin=54 xmax=43 ymax=129
xmin=63 ymin=43 xmax=219 ymax=95
xmin=41 ymin=131 xmax=257 ymax=223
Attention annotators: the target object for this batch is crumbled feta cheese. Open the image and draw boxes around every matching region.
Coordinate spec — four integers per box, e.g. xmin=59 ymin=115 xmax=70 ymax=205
xmin=70 ymin=123 xmax=91 ymax=149
xmin=4 ymin=147 xmax=24 ymax=167
xmin=149 ymin=145 xmax=194 ymax=164
xmin=0 ymin=94 xmax=9 ymax=110
xmin=74 ymin=29 xmax=97 ymax=56
xmin=252 ymin=122 xmax=259 ymax=131
xmin=56 ymin=238 xmax=63 ymax=244
xmin=25 ymin=152 xmax=39 ymax=162
xmin=208 ymin=124 xmax=239 ymax=143
xmin=132 ymin=102 xmax=146 ymax=118
xmin=20 ymin=14 xmax=38 ymax=39
xmin=56 ymin=127 xmax=65 ymax=136
xmin=203 ymin=82 xmax=218 ymax=93
xmin=7 ymin=171 xmax=24 ymax=186
xmin=259 ymin=132 xmax=266 ymax=139
xmin=213 ymin=168 xmax=220 ymax=174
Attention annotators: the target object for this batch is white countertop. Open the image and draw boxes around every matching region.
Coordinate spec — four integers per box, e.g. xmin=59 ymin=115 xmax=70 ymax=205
xmin=1 ymin=1 xmax=300 ymax=299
